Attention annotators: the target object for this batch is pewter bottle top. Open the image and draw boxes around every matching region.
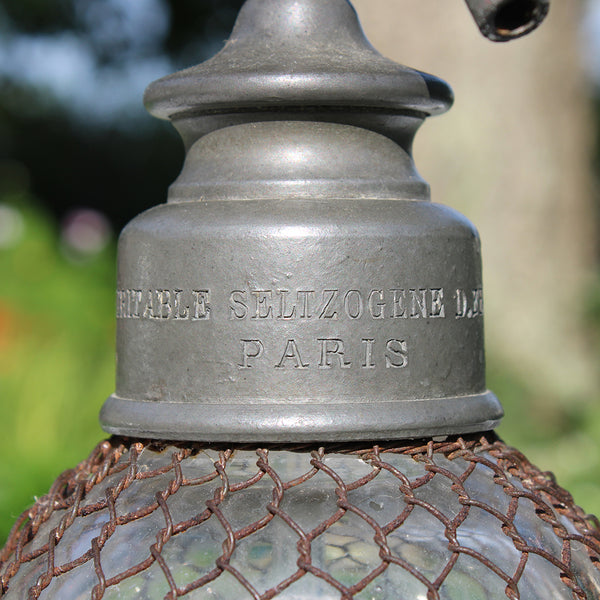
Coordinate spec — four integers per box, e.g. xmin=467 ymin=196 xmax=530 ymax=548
xmin=100 ymin=0 xmax=502 ymax=442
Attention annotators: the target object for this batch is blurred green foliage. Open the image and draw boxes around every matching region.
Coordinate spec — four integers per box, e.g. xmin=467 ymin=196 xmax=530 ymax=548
xmin=0 ymin=193 xmax=115 ymax=544
xmin=490 ymin=257 xmax=600 ymax=514
xmin=492 ymin=363 xmax=600 ymax=520
xmin=0 ymin=193 xmax=598 ymax=547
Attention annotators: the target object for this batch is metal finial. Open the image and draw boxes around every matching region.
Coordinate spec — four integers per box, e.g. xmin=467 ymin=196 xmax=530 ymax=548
xmin=144 ymin=0 xmax=452 ymax=147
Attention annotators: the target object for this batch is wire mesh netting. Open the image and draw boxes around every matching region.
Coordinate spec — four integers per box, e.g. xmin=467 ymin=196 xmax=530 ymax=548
xmin=1 ymin=433 xmax=599 ymax=599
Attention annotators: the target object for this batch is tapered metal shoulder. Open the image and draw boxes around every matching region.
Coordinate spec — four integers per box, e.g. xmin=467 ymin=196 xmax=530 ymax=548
xmin=144 ymin=0 xmax=453 ymax=120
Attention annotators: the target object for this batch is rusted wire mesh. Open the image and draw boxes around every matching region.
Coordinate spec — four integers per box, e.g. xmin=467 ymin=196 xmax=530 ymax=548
xmin=1 ymin=433 xmax=599 ymax=599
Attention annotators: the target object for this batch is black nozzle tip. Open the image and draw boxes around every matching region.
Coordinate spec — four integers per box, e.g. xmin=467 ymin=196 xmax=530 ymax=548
xmin=465 ymin=0 xmax=550 ymax=42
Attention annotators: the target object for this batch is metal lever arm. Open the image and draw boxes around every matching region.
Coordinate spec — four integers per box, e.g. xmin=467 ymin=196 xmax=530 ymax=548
xmin=465 ymin=0 xmax=550 ymax=41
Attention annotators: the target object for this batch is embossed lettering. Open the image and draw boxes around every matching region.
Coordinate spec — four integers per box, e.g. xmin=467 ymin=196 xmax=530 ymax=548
xmin=385 ymin=339 xmax=408 ymax=369
xmin=229 ymin=290 xmax=248 ymax=320
xmin=456 ymin=289 xmax=467 ymax=318
xmin=128 ymin=290 xmax=142 ymax=318
xmin=142 ymin=290 xmax=156 ymax=319
xmin=172 ymin=290 xmax=189 ymax=320
xmin=361 ymin=338 xmax=376 ymax=369
xmin=430 ymin=288 xmax=445 ymax=318
xmin=192 ymin=290 xmax=210 ymax=320
xmin=277 ymin=290 xmax=297 ymax=320
xmin=296 ymin=290 xmax=314 ymax=319
xmin=275 ymin=339 xmax=308 ymax=369
xmin=232 ymin=337 xmax=413 ymax=371
xmin=118 ymin=289 xmax=209 ymax=320
xmin=156 ymin=290 xmax=172 ymax=319
xmin=472 ymin=288 xmax=484 ymax=316
xmin=223 ymin=287 xmax=449 ymax=321
xmin=239 ymin=339 xmax=264 ymax=369
xmin=251 ymin=290 xmax=274 ymax=319
xmin=317 ymin=290 xmax=339 ymax=320
xmin=117 ymin=290 xmax=127 ymax=319
xmin=455 ymin=288 xmax=483 ymax=319
xmin=409 ymin=289 xmax=427 ymax=319
xmin=318 ymin=338 xmax=351 ymax=369
xmin=391 ymin=289 xmax=407 ymax=318
xmin=118 ymin=285 xmax=453 ymax=323
xmin=368 ymin=290 xmax=385 ymax=319
xmin=344 ymin=290 xmax=363 ymax=319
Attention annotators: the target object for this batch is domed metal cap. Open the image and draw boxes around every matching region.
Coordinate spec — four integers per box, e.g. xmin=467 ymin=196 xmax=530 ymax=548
xmin=100 ymin=0 xmax=502 ymax=442
xmin=144 ymin=0 xmax=452 ymax=129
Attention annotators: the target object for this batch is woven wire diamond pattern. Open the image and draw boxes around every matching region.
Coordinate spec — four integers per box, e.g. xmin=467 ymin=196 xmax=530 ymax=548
xmin=1 ymin=433 xmax=599 ymax=599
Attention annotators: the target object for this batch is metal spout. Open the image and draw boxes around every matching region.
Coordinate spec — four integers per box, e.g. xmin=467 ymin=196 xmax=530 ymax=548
xmin=464 ymin=0 xmax=550 ymax=41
